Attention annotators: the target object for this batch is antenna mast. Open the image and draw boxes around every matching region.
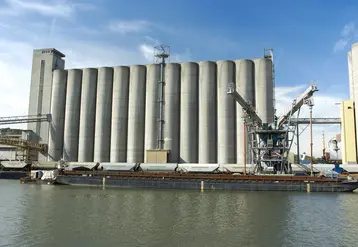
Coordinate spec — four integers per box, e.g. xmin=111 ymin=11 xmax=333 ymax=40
xmin=154 ymin=44 xmax=170 ymax=150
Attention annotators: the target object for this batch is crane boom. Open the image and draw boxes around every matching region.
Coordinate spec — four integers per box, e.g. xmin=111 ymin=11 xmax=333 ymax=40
xmin=227 ymin=82 xmax=262 ymax=126
xmin=0 ymin=114 xmax=51 ymax=125
xmin=278 ymin=85 xmax=318 ymax=127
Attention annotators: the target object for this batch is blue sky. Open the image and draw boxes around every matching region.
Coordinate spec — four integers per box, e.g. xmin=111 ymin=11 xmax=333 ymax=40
xmin=0 ymin=0 xmax=357 ymax=156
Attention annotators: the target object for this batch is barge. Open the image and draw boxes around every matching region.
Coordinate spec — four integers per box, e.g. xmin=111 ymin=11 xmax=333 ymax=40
xmin=54 ymin=170 xmax=358 ymax=193
xmin=0 ymin=161 xmax=30 ymax=179
xmin=0 ymin=171 xmax=28 ymax=179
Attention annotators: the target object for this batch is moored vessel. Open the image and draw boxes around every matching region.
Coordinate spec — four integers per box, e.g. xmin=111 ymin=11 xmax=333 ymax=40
xmin=0 ymin=171 xmax=29 ymax=179
xmin=54 ymin=170 xmax=358 ymax=193
xmin=0 ymin=161 xmax=30 ymax=180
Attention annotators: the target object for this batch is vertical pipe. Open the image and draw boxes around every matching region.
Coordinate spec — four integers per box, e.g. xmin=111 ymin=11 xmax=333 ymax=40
xmin=296 ymin=124 xmax=300 ymax=164
xmin=158 ymin=60 xmax=165 ymax=149
xmin=310 ymin=107 xmax=313 ymax=176
xmin=243 ymin=122 xmax=246 ymax=175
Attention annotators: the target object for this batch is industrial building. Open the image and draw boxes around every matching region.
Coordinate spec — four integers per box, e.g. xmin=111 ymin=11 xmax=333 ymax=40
xmin=27 ymin=47 xmax=275 ymax=164
xmin=0 ymin=128 xmax=36 ymax=161
xmin=345 ymin=42 xmax=358 ymax=164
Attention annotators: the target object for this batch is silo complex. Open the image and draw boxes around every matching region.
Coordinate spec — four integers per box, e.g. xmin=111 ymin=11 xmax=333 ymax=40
xmin=78 ymin=68 xmax=97 ymax=162
xmin=63 ymin=69 xmax=82 ymax=161
xmin=254 ymin=58 xmax=275 ymax=124
xmin=126 ymin=65 xmax=146 ymax=163
xmin=48 ymin=70 xmax=67 ymax=161
xmin=235 ymin=60 xmax=255 ymax=165
xmin=29 ymin=48 xmax=275 ymax=164
xmin=110 ymin=66 xmax=130 ymax=162
xmin=144 ymin=64 xmax=160 ymax=161
xmin=93 ymin=67 xmax=113 ymax=162
xmin=180 ymin=62 xmax=199 ymax=163
xmin=198 ymin=61 xmax=217 ymax=163
xmin=164 ymin=63 xmax=181 ymax=163
xmin=217 ymin=60 xmax=236 ymax=164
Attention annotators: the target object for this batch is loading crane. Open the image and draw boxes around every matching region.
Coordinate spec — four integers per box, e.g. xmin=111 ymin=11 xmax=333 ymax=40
xmin=227 ymin=82 xmax=262 ymax=126
xmin=0 ymin=114 xmax=51 ymax=163
xmin=277 ymin=85 xmax=318 ymax=128
xmin=227 ymin=82 xmax=318 ymax=175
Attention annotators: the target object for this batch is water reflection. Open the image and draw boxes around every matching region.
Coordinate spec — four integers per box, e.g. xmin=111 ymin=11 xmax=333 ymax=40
xmin=1 ymin=182 xmax=358 ymax=247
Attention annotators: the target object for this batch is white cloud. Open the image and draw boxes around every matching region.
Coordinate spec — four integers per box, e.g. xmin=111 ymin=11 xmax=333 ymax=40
xmin=0 ymin=23 xmax=12 ymax=30
xmin=109 ymin=20 xmax=152 ymax=34
xmin=63 ymin=42 xmax=148 ymax=68
xmin=171 ymin=48 xmax=192 ymax=63
xmin=333 ymin=22 xmax=358 ymax=52
xmin=108 ymin=19 xmax=175 ymax=36
xmin=2 ymin=0 xmax=73 ymax=17
xmin=334 ymin=39 xmax=349 ymax=53
xmin=0 ymin=0 xmax=94 ymax=18
xmin=139 ymin=44 xmax=154 ymax=62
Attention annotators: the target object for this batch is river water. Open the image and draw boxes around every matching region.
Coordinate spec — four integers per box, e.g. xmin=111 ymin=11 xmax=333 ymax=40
xmin=1 ymin=180 xmax=358 ymax=247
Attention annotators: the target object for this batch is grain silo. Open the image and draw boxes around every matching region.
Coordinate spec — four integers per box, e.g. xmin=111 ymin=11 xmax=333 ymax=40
xmin=27 ymin=47 xmax=275 ymax=165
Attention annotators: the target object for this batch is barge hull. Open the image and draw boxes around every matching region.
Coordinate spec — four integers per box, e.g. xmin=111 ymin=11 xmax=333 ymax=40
xmin=55 ymin=175 xmax=358 ymax=192
xmin=0 ymin=171 xmax=28 ymax=180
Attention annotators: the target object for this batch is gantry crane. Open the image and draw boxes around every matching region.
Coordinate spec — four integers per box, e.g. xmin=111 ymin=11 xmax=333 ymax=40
xmin=0 ymin=114 xmax=51 ymax=163
xmin=227 ymin=82 xmax=318 ymax=174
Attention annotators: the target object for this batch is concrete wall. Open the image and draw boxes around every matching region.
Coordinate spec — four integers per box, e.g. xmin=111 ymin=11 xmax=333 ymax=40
xmin=348 ymin=51 xmax=355 ymax=101
xmin=29 ymin=49 xmax=274 ymax=164
xmin=349 ymin=43 xmax=358 ymax=161
xmin=340 ymin=100 xmax=357 ymax=164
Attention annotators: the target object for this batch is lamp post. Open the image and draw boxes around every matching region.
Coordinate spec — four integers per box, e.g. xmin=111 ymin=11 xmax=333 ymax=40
xmin=304 ymin=97 xmax=314 ymax=176
xmin=309 ymin=104 xmax=313 ymax=176
xmin=243 ymin=121 xmax=247 ymax=176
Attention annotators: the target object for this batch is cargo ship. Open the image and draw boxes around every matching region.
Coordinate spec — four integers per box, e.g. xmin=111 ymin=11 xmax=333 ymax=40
xmin=54 ymin=169 xmax=358 ymax=193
